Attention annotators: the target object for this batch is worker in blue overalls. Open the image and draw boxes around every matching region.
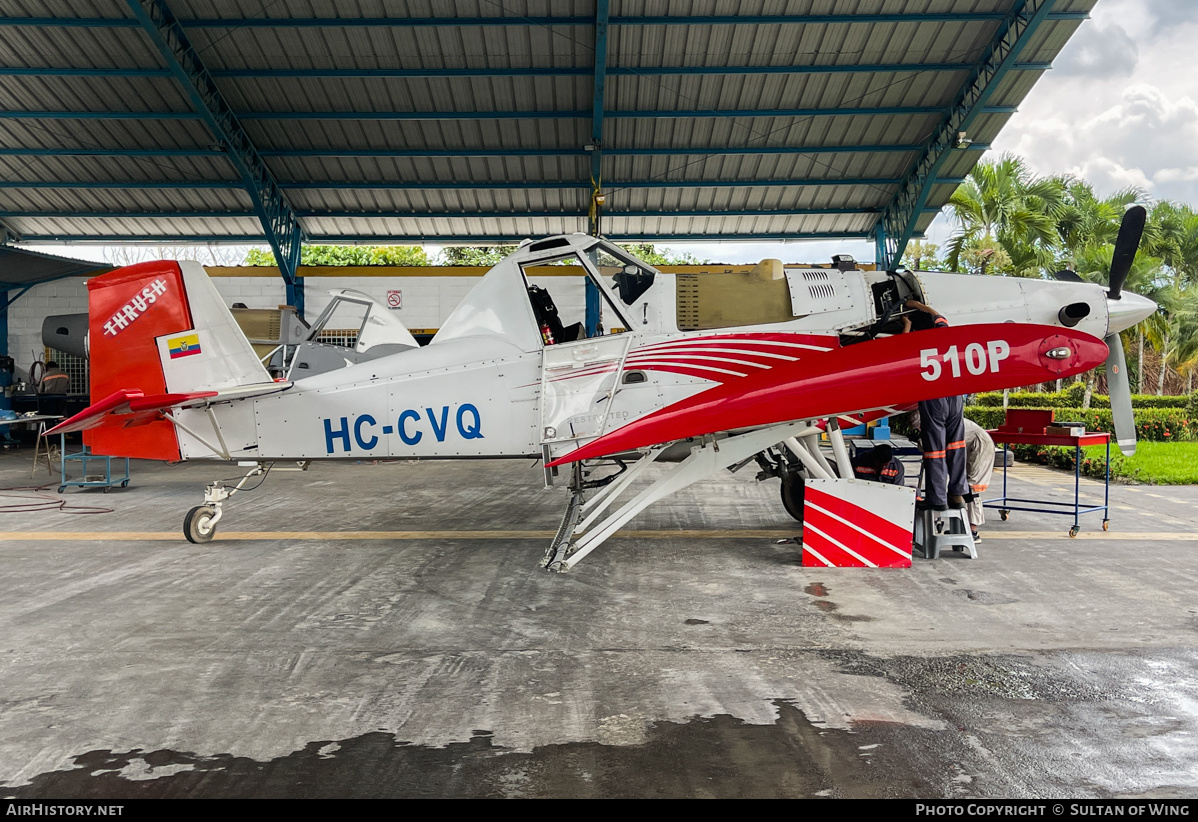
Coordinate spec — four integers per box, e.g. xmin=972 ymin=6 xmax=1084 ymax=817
xmin=903 ymin=299 xmax=967 ymax=512
xmin=850 ymin=443 xmax=905 ymax=485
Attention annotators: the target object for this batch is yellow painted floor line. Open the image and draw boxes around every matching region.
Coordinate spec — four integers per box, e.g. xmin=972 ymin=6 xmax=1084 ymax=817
xmin=0 ymin=529 xmax=797 ymax=541
xmin=0 ymin=529 xmax=1195 ymax=542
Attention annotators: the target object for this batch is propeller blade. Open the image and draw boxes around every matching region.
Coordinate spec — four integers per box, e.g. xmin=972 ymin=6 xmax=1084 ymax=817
xmin=1108 ymin=205 xmax=1146 ymax=300
xmin=1054 ymin=269 xmax=1084 ymax=283
xmin=1105 ymin=332 xmax=1136 ymax=456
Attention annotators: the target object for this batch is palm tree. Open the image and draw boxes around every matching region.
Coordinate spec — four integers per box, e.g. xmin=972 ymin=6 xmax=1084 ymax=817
xmin=1054 ymin=182 xmax=1142 ymax=262
xmin=1172 ymin=302 xmax=1198 ymax=394
xmin=901 ymin=240 xmax=940 ymax=270
xmin=944 ymin=154 xmax=1065 ymax=273
xmin=1149 ymin=201 xmax=1198 ymax=288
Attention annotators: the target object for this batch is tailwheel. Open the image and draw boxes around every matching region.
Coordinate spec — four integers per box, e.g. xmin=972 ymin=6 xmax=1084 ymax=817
xmin=184 ymin=505 xmax=218 ymax=544
xmin=1069 ymin=525 xmax=1080 ymax=538
xmin=780 ymin=475 xmax=805 ymax=523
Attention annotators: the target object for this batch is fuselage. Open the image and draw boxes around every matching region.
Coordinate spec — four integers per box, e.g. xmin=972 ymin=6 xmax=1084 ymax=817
xmin=167 ymin=234 xmax=1151 ymax=463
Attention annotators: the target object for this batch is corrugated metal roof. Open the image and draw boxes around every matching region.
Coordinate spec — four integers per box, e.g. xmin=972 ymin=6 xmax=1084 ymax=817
xmin=0 ymin=0 xmax=1097 ymax=248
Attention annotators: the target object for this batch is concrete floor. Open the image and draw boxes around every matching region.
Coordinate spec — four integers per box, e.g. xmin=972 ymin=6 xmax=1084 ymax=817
xmin=0 ymin=448 xmax=1196 ymax=798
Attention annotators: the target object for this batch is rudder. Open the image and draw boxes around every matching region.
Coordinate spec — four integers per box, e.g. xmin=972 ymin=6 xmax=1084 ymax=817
xmin=85 ymin=260 xmax=272 ymax=460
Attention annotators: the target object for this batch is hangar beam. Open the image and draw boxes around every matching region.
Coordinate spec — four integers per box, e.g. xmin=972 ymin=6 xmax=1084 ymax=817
xmin=873 ymin=0 xmax=1057 ymax=270
xmin=122 ymin=0 xmax=307 ymax=316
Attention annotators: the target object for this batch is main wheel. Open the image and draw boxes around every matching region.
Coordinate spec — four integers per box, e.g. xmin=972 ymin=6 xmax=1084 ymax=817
xmin=780 ymin=475 xmax=805 ymax=523
xmin=184 ymin=505 xmax=218 ymax=544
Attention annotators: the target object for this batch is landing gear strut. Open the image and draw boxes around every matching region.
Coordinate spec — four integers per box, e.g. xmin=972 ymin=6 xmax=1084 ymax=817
xmin=542 ymin=421 xmax=816 ymax=572
xmin=183 ymin=463 xmax=267 ymax=544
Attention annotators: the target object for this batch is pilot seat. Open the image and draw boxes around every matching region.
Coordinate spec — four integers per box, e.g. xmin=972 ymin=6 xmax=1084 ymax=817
xmin=528 ymin=285 xmax=583 ymax=345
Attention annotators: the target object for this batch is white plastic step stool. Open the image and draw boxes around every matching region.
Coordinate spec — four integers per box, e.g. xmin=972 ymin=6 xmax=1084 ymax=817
xmin=913 ymin=506 xmax=977 ymax=559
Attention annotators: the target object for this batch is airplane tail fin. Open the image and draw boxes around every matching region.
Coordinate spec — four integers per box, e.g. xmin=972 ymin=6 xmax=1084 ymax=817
xmin=83 ymin=260 xmax=273 ymax=460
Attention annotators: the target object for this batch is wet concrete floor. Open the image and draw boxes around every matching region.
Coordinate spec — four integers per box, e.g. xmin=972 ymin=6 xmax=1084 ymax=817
xmin=0 ymin=453 xmax=1196 ymax=798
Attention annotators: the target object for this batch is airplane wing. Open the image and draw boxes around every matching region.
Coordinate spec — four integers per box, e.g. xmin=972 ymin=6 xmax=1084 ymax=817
xmin=547 ymin=323 xmax=1106 ymax=466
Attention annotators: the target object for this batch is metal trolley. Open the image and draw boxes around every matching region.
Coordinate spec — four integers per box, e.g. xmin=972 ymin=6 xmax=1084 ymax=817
xmin=56 ymin=433 xmax=131 ymax=494
xmin=983 ymin=430 xmax=1111 ymax=538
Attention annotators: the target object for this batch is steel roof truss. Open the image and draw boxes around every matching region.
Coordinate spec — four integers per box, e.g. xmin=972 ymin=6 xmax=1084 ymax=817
xmin=874 ymin=0 xmax=1057 ymax=269
xmin=0 ymin=177 xmax=966 ymax=191
xmin=0 ymin=64 xmax=1052 ymax=79
xmin=122 ymin=0 xmax=306 ymax=313
xmin=0 ymin=12 xmax=1088 ymax=28
xmin=0 ymin=106 xmax=1016 ymax=121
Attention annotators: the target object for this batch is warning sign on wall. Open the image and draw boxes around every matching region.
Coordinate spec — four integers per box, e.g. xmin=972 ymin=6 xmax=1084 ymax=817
xmin=386 ymin=290 xmax=402 ymax=309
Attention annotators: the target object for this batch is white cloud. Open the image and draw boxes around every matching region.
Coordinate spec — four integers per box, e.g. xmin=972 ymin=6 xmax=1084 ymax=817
xmin=1054 ymin=22 xmax=1139 ymax=79
xmin=990 ymin=0 xmax=1198 ymax=209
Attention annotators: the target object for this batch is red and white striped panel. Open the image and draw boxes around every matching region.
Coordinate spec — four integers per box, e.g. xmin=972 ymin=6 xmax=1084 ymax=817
xmin=801 ymin=479 xmax=916 ymax=568
xmin=625 ymin=332 xmax=837 ymax=383
xmin=544 ymin=331 xmax=838 ymax=386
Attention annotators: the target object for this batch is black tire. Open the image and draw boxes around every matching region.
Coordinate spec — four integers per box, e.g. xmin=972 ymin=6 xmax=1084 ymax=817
xmin=184 ymin=505 xmax=218 ymax=544
xmin=57 ymin=486 xmax=65 ymax=494
xmin=780 ymin=475 xmax=805 ymax=523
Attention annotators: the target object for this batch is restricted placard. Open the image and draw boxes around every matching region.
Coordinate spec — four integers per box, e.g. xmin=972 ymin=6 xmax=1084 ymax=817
xmin=386 ymin=290 xmax=402 ymax=309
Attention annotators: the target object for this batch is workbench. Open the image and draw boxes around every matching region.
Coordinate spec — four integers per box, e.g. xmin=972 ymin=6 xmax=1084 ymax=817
xmin=983 ymin=430 xmax=1111 ymax=537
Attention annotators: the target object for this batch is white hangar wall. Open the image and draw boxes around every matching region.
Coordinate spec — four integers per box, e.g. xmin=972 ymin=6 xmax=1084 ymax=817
xmin=5 ymin=270 xmax=589 ymax=388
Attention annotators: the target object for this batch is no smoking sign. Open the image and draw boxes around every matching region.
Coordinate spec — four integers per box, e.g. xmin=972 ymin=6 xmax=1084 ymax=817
xmin=386 ymin=290 xmax=402 ymax=309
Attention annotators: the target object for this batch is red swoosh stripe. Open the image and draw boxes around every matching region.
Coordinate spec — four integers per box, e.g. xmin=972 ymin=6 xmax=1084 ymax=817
xmin=547 ymin=324 xmax=1107 ymax=466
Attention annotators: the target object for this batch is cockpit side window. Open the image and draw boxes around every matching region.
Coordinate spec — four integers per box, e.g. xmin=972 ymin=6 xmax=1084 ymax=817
xmin=520 ymin=252 xmax=632 ymax=345
xmin=591 ymin=248 xmax=656 ymax=304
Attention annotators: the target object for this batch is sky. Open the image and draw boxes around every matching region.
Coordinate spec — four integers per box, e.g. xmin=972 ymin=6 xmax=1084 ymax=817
xmin=32 ymin=0 xmax=1198 ymax=269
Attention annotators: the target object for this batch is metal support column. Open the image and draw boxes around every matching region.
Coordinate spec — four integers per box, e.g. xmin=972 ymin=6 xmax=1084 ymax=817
xmin=0 ymin=290 xmax=10 ymax=358
xmin=584 ymin=0 xmax=610 ymax=338
xmin=124 ymin=0 xmax=307 ymax=316
xmin=0 ymin=286 xmax=32 ymax=358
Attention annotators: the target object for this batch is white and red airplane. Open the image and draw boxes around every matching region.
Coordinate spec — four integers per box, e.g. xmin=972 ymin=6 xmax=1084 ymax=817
xmin=49 ymin=209 xmax=1156 ymax=571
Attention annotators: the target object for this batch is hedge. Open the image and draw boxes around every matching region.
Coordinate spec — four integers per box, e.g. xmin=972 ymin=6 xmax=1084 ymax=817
xmin=1006 ymin=443 xmax=1122 ymax=481
xmin=973 ymin=390 xmax=1191 ymax=409
xmin=963 ymin=406 xmax=1196 ymax=442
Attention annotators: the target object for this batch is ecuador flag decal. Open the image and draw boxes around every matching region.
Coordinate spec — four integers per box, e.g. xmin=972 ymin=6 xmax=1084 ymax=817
xmin=167 ymin=333 xmax=202 ymax=359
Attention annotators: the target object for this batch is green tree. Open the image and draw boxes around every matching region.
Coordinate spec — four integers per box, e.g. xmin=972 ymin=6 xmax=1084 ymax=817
xmin=959 ymin=236 xmax=1013 ymax=277
xmin=1148 ymin=201 xmax=1198 ymax=288
xmin=618 ymin=244 xmax=710 ymax=266
xmin=944 ymin=154 xmax=1065 ymax=273
xmin=901 ymin=240 xmax=942 ymax=270
xmin=437 ymin=246 xmax=518 ymax=266
xmin=243 ymin=245 xmax=430 ymax=266
xmin=1053 ymin=181 xmax=1141 ymax=257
